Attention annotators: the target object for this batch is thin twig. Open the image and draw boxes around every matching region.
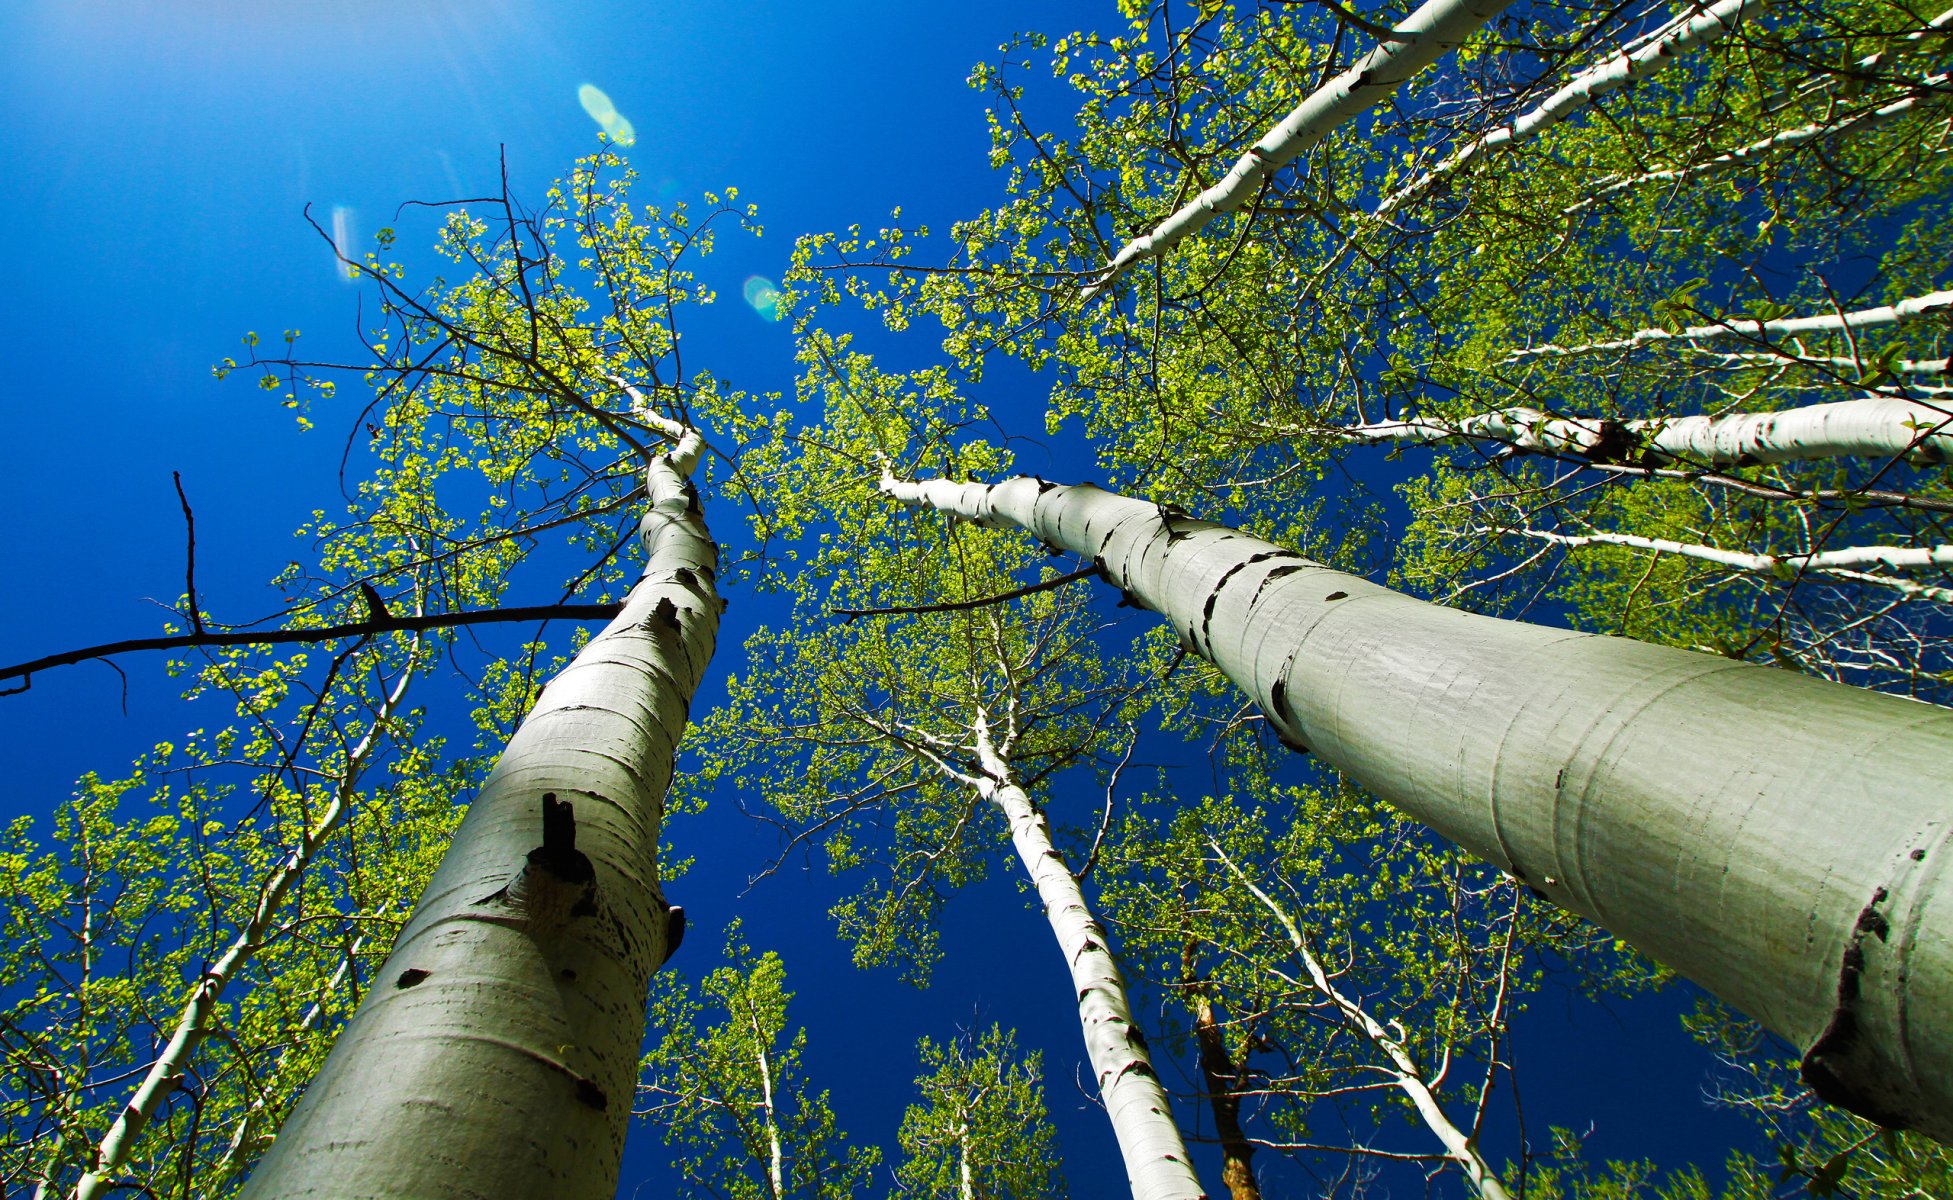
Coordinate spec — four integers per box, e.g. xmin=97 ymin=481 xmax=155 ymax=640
xmin=172 ymin=471 xmax=204 ymax=636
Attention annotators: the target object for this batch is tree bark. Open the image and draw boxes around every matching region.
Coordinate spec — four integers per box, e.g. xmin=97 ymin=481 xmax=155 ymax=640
xmin=883 ymin=471 xmax=1953 ymax=1142
xmin=1510 ymin=290 xmax=1953 ymax=359
xmin=1343 ymin=397 xmax=1953 ymax=466
xmin=971 ymin=719 xmax=1208 ymax=1200
xmin=1180 ymin=941 xmax=1259 ymax=1200
xmin=1082 ymin=0 xmax=1516 ymax=298
xmin=1373 ymin=0 xmax=1762 ymax=219
xmin=1498 ymin=526 xmax=1953 ymax=604
xmin=239 ymin=429 xmax=719 ymax=1200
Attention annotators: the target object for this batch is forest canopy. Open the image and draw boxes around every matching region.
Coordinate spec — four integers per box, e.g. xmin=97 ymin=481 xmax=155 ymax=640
xmin=4 ymin=0 xmax=1952 ymax=1197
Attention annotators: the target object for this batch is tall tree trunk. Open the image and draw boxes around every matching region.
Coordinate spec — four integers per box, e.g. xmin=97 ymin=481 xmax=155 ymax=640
xmin=1578 ymin=75 xmax=1951 ymax=206
xmin=75 ymin=648 xmax=418 ymax=1200
xmin=882 ymin=471 xmax=1953 ymax=1142
xmin=1209 ymin=847 xmax=1512 ymax=1200
xmin=1343 ymin=398 xmax=1953 ymax=466
xmin=1511 ymin=290 xmax=1953 ymax=359
xmin=1498 ymin=526 xmax=1953 ymax=604
xmin=1082 ymin=0 xmax=1515 ymax=298
xmin=1180 ymin=941 xmax=1259 ymax=1200
xmin=240 ymin=429 xmax=718 ymax=1199
xmin=970 ymin=716 xmax=1208 ymax=1200
xmin=1373 ymin=0 xmax=1762 ymax=219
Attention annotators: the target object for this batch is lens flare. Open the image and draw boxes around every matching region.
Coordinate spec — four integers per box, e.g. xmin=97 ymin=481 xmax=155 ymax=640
xmin=577 ymin=84 xmax=636 ymax=146
xmin=330 ymin=206 xmax=359 ymax=281
xmin=742 ymin=276 xmax=784 ymax=322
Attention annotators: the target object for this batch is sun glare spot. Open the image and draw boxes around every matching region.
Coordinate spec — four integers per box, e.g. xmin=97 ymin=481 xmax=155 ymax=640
xmin=330 ymin=206 xmax=359 ymax=281
xmin=578 ymin=84 xmax=636 ymax=146
xmin=743 ymin=276 xmax=784 ymax=323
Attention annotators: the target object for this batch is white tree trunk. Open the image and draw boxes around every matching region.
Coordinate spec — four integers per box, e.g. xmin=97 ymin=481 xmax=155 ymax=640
xmin=1579 ymin=78 xmax=1952 ymax=206
xmin=970 ymin=717 xmax=1207 ymax=1200
xmin=1209 ymin=845 xmax=1511 ymax=1200
xmin=240 ymin=428 xmax=718 ymax=1199
xmin=1373 ymin=0 xmax=1762 ymax=220
xmin=1343 ymin=397 xmax=1953 ymax=465
xmin=1511 ymin=290 xmax=1953 ymax=359
xmin=882 ymin=472 xmax=1953 ymax=1141
xmin=1500 ymin=526 xmax=1953 ymax=604
xmin=1082 ymin=0 xmax=1515 ymax=298
xmin=754 ymin=1036 xmax=784 ymax=1200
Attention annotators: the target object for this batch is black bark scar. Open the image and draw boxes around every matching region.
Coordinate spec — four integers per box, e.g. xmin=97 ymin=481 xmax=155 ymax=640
xmin=1800 ymin=885 xmax=1911 ymax=1130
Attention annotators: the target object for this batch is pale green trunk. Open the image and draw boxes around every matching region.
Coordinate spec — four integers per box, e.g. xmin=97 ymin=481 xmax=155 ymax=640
xmin=240 ymin=435 xmax=718 ymax=1199
xmin=884 ymin=473 xmax=1953 ymax=1140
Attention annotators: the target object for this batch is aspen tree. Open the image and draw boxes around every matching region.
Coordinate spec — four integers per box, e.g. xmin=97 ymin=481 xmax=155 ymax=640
xmin=637 ymin=924 xmax=879 ymax=1199
xmin=195 ymin=155 xmax=752 ymax=1196
xmin=703 ymin=351 xmax=1206 ymax=1200
xmin=882 ymin=470 xmax=1953 ymax=1142
xmin=895 ymin=1026 xmax=1064 ymax=1200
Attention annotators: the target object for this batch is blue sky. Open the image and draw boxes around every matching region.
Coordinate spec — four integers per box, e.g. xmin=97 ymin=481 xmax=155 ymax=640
xmin=0 ymin=1 xmax=1767 ymax=1192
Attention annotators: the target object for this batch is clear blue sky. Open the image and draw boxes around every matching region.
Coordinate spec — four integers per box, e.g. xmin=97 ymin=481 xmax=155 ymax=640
xmin=0 ymin=1 xmax=1761 ymax=1192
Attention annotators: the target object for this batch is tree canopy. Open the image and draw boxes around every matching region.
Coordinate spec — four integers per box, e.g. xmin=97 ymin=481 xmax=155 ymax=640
xmin=5 ymin=0 xmax=1953 ymax=1197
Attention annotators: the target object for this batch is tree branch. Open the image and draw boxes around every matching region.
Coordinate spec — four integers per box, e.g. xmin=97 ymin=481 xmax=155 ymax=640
xmin=1 ymin=603 xmax=623 ymax=694
xmin=829 ymin=566 xmax=1098 ymax=622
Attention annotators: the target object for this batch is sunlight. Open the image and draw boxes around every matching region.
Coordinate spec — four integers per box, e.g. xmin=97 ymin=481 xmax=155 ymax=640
xmin=330 ymin=206 xmax=359 ymax=281
xmin=742 ymin=276 xmax=783 ymax=322
xmin=577 ymin=83 xmax=637 ymax=146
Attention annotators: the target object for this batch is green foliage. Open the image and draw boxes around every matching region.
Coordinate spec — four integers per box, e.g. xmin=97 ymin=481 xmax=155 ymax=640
xmin=895 ymin=1025 xmax=1064 ymax=1199
xmin=638 ymin=923 xmax=879 ymax=1200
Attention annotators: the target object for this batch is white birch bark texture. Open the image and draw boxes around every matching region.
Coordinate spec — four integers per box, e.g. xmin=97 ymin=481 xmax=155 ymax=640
xmin=1080 ymin=0 xmax=1516 ymax=299
xmin=1497 ymin=527 xmax=1953 ymax=604
xmin=1372 ymin=0 xmax=1762 ymax=220
xmin=1344 ymin=398 xmax=1953 ymax=465
xmin=240 ymin=432 xmax=719 ymax=1200
xmin=970 ymin=722 xmax=1206 ymax=1200
xmin=1511 ymin=290 xmax=1953 ymax=359
xmin=883 ymin=473 xmax=1953 ymax=1141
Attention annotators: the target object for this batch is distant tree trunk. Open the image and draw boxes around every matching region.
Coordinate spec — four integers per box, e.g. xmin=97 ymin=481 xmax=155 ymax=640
xmin=1510 ymin=290 xmax=1953 ymax=359
xmin=882 ymin=471 xmax=1953 ymax=1143
xmin=1083 ymin=0 xmax=1515 ymax=297
xmin=1180 ymin=941 xmax=1259 ymax=1200
xmin=1497 ymin=526 xmax=1953 ymax=604
xmin=1372 ymin=0 xmax=1762 ymax=219
xmin=1208 ymin=846 xmax=1512 ymax=1200
xmin=240 ymin=425 xmax=718 ymax=1200
xmin=969 ymin=713 xmax=1207 ymax=1200
xmin=76 ymin=648 xmax=417 ymax=1200
xmin=1578 ymin=75 xmax=1951 ymax=206
xmin=1343 ymin=398 xmax=1953 ymax=466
